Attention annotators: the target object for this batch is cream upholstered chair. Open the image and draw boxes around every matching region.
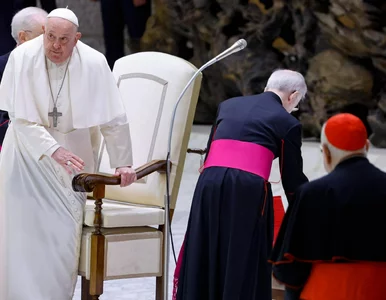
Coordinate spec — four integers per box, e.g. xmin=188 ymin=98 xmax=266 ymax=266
xmin=73 ymin=52 xmax=202 ymax=300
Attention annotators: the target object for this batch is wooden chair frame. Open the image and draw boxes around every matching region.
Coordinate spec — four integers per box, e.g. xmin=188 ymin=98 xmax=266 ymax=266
xmin=73 ymin=159 xmax=170 ymax=300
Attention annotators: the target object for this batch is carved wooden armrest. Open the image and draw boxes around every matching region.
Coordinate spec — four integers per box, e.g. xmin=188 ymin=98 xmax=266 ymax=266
xmin=72 ymin=159 xmax=168 ymax=193
xmin=187 ymin=148 xmax=207 ymax=155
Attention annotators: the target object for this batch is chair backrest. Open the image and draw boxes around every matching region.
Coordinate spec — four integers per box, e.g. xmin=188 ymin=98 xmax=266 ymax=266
xmin=97 ymin=52 xmax=202 ymax=209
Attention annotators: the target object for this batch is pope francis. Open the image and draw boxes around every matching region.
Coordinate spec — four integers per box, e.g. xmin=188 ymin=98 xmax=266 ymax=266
xmin=0 ymin=8 xmax=136 ymax=300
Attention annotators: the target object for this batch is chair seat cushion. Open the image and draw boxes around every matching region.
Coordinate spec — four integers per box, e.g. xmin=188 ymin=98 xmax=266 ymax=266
xmin=84 ymin=199 xmax=165 ymax=228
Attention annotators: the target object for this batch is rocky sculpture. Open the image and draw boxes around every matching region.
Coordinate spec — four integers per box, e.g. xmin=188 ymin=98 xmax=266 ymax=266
xmin=142 ymin=0 xmax=386 ymax=147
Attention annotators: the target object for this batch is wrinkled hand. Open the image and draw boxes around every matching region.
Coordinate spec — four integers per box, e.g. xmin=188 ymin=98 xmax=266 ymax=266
xmin=133 ymin=0 xmax=146 ymax=7
xmin=52 ymin=147 xmax=85 ymax=174
xmin=115 ymin=166 xmax=137 ymax=187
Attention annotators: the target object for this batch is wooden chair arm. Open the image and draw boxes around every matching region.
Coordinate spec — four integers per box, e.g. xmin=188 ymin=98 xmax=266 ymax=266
xmin=187 ymin=148 xmax=207 ymax=155
xmin=72 ymin=159 xmax=168 ymax=193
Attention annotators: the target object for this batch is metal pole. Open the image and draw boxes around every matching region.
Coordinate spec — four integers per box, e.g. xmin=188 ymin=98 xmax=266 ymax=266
xmin=163 ymin=194 xmax=171 ymax=300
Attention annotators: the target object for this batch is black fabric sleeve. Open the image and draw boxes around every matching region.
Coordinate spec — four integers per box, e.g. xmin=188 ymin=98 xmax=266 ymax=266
xmin=271 ymin=186 xmax=312 ymax=293
xmin=273 ymin=260 xmax=312 ymax=289
xmin=279 ymin=123 xmax=308 ymax=204
xmin=284 ymin=286 xmax=304 ymax=300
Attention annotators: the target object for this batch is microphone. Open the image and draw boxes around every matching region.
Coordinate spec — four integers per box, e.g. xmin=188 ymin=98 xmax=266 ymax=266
xmin=167 ymin=38 xmax=248 ymax=155
xmin=162 ymin=38 xmax=247 ymax=300
xmin=208 ymin=39 xmax=248 ymax=65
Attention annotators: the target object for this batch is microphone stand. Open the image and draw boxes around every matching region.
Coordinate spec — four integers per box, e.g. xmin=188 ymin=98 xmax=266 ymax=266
xmin=163 ymin=40 xmax=247 ymax=300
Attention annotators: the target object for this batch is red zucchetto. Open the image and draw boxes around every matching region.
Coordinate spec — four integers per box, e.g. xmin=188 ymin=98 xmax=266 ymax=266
xmin=324 ymin=113 xmax=367 ymax=151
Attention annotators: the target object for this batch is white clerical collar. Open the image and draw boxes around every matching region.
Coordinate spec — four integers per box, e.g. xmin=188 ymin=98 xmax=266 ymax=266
xmin=46 ymin=56 xmax=70 ymax=69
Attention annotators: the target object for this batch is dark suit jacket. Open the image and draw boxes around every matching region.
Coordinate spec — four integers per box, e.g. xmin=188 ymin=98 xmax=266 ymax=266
xmin=271 ymin=156 xmax=386 ymax=299
xmin=0 ymin=51 xmax=11 ymax=146
xmin=0 ymin=51 xmax=11 ymax=80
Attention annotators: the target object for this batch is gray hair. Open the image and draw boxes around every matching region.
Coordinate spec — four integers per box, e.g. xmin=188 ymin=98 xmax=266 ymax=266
xmin=265 ymin=69 xmax=307 ymax=100
xmin=11 ymin=7 xmax=48 ymax=43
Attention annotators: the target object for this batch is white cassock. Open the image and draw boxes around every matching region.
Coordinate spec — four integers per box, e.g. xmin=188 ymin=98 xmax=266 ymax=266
xmin=0 ymin=35 xmax=132 ymax=300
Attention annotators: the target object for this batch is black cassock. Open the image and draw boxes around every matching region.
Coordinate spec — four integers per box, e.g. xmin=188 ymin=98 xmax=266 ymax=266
xmin=270 ymin=156 xmax=386 ymax=299
xmin=176 ymin=92 xmax=308 ymax=300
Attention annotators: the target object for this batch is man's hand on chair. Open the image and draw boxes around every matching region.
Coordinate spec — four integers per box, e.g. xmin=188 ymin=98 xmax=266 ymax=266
xmin=115 ymin=166 xmax=137 ymax=187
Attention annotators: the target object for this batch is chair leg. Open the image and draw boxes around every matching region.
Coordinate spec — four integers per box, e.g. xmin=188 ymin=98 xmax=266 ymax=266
xmin=89 ymin=189 xmax=106 ymax=300
xmin=156 ymin=209 xmax=175 ymax=300
xmin=155 ymin=224 xmax=166 ymax=300
xmin=81 ymin=276 xmax=92 ymax=300
xmin=89 ymin=233 xmax=105 ymax=300
xmin=272 ymin=288 xmax=285 ymax=300
xmin=155 ymin=275 xmax=165 ymax=300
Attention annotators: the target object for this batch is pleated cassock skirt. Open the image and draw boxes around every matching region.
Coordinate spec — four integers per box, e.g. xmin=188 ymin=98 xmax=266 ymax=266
xmin=176 ymin=166 xmax=274 ymax=300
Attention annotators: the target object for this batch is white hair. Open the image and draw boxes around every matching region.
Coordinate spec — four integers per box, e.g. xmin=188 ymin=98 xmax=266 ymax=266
xmin=265 ymin=69 xmax=307 ymax=100
xmin=320 ymin=123 xmax=367 ymax=164
xmin=11 ymin=7 xmax=48 ymax=43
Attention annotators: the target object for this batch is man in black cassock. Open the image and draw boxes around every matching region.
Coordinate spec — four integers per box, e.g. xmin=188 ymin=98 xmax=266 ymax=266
xmin=174 ymin=69 xmax=309 ymax=300
xmin=270 ymin=113 xmax=386 ymax=300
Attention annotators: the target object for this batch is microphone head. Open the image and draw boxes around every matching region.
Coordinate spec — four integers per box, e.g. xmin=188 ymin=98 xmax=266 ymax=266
xmin=236 ymin=39 xmax=247 ymax=50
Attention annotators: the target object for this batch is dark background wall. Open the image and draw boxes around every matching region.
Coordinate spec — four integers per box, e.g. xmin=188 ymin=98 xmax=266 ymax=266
xmin=141 ymin=0 xmax=386 ymax=147
xmin=46 ymin=0 xmax=386 ymax=147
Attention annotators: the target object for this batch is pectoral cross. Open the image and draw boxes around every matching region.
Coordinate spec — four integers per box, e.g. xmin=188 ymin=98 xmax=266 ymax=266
xmin=48 ymin=106 xmax=62 ymax=127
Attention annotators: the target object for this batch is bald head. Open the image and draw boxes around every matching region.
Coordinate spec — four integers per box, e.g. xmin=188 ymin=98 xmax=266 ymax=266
xmin=11 ymin=7 xmax=48 ymax=45
xmin=265 ymin=69 xmax=307 ymax=113
xmin=43 ymin=16 xmax=81 ymax=64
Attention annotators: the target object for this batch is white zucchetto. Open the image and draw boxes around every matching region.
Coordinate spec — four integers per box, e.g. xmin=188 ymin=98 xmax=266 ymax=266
xmin=47 ymin=8 xmax=79 ymax=27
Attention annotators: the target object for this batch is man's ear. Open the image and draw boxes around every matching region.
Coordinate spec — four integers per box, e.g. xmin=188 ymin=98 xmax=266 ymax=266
xmin=365 ymin=139 xmax=370 ymax=152
xmin=18 ymin=31 xmax=26 ymax=44
xmin=75 ymin=32 xmax=82 ymax=43
xmin=289 ymin=91 xmax=301 ymax=103
xmin=323 ymin=144 xmax=332 ymax=165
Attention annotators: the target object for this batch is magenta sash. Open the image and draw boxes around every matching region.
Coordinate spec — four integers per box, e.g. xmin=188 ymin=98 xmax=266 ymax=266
xmin=172 ymin=139 xmax=275 ymax=299
xmin=203 ymin=139 xmax=274 ymax=180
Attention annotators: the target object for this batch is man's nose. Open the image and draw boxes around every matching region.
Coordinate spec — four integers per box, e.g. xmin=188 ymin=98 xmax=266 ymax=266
xmin=53 ymin=42 xmax=61 ymax=49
